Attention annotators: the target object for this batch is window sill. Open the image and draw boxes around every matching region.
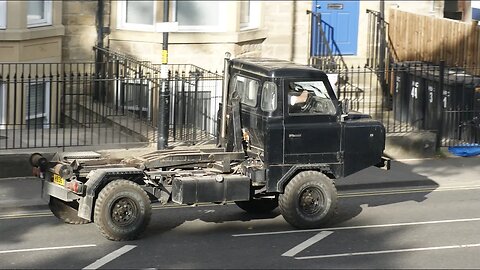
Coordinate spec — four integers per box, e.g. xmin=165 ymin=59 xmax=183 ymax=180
xmin=27 ymin=22 xmax=54 ymax=29
xmin=0 ymin=25 xmax=65 ymax=41
xmin=109 ymin=28 xmax=267 ymax=44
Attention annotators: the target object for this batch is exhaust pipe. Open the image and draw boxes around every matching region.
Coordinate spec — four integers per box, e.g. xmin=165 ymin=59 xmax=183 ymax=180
xmin=219 ymin=52 xmax=231 ymax=148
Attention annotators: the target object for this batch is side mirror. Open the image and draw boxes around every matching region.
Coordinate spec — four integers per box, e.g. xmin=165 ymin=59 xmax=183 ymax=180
xmin=340 ymin=99 xmax=349 ymax=122
xmin=340 ymin=99 xmax=350 ymax=114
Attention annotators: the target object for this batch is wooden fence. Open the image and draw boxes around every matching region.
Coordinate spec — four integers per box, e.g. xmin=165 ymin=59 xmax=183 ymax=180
xmin=389 ymin=9 xmax=480 ymax=74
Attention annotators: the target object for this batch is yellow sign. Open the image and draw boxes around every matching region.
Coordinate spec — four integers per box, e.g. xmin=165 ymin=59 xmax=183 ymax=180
xmin=53 ymin=174 xmax=65 ymax=186
xmin=162 ymin=50 xmax=168 ymax=64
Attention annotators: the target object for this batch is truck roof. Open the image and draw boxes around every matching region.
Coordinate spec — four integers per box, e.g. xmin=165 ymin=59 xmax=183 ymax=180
xmin=231 ymin=58 xmax=328 ymax=79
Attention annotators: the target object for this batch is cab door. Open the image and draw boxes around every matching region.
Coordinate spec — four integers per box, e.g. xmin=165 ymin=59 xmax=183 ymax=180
xmin=283 ymin=78 xmax=341 ymax=164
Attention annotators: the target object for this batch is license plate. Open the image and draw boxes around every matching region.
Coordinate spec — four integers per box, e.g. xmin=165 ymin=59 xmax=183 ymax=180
xmin=53 ymin=174 xmax=65 ymax=186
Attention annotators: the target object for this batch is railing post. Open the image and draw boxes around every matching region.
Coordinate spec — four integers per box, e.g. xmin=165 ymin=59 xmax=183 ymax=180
xmin=219 ymin=52 xmax=231 ymax=148
xmin=157 ymin=0 xmax=170 ymax=150
xmin=435 ymin=60 xmax=446 ymax=152
xmin=192 ymin=72 xmax=200 ymax=144
xmin=306 ymin=10 xmax=313 ymax=65
xmin=157 ymin=72 xmax=170 ymax=150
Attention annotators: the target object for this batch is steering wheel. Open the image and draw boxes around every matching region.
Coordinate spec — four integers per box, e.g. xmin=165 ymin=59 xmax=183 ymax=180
xmin=300 ymin=92 xmax=314 ymax=112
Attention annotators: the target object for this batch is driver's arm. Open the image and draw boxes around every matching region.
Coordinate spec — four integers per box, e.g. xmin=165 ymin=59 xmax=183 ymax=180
xmin=290 ymin=90 xmax=309 ymax=105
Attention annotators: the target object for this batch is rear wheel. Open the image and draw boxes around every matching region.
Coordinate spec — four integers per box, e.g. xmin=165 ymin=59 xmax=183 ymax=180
xmin=279 ymin=171 xmax=337 ymax=229
xmin=94 ymin=180 xmax=151 ymax=241
xmin=49 ymin=196 xmax=90 ymax=225
xmin=235 ymin=197 xmax=278 ymax=214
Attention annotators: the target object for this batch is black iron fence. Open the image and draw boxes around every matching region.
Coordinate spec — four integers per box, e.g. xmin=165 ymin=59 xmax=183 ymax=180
xmin=332 ymin=62 xmax=480 ymax=148
xmin=0 ymin=58 xmax=222 ymax=150
xmin=1 ymin=55 xmax=478 ymax=151
xmin=365 ymin=9 xmax=398 ymax=70
xmin=307 ymin=10 xmax=348 ymax=72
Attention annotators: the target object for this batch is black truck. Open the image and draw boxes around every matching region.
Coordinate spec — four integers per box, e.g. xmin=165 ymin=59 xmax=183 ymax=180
xmin=30 ymin=55 xmax=390 ymax=241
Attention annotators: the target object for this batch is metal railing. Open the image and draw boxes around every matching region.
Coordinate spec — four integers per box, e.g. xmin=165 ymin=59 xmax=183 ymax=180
xmin=365 ymin=9 xmax=398 ymax=70
xmin=1 ymin=51 xmax=477 ymax=151
xmin=0 ymin=49 xmax=222 ymax=150
xmin=329 ymin=62 xmax=480 ymax=148
xmin=308 ymin=10 xmax=348 ymax=72
xmin=365 ymin=10 xmax=400 ymax=114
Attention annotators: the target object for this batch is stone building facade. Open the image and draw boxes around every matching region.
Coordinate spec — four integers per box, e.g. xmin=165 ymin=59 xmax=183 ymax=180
xmin=0 ymin=1 xmax=474 ymax=70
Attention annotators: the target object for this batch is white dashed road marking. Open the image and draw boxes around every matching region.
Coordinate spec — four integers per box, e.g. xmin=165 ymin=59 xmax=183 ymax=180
xmin=232 ymin=217 xmax=480 ymax=237
xmin=282 ymin=231 xmax=333 ymax=257
xmin=0 ymin=244 xmax=96 ymax=254
xmin=295 ymin=243 xmax=480 ymax=260
xmin=83 ymin=245 xmax=136 ymax=270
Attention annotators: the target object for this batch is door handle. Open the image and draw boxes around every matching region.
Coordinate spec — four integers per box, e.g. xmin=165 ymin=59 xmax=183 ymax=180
xmin=316 ymin=4 xmax=321 ymax=9
xmin=288 ymin=134 xmax=302 ymax=138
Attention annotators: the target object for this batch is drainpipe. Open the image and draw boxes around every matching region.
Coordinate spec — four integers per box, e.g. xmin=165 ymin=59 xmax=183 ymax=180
xmin=379 ymin=0 xmax=384 ymax=18
xmin=95 ymin=0 xmax=105 ymax=102
xmin=379 ymin=0 xmax=385 ymax=69
xmin=378 ymin=0 xmax=389 ymax=107
xmin=96 ymin=0 xmax=104 ymax=49
xmin=158 ymin=0 xmax=170 ymax=150
xmin=290 ymin=0 xmax=296 ymax=62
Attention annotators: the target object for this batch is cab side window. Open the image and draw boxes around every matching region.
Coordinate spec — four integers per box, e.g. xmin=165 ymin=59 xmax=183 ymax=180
xmin=288 ymin=80 xmax=336 ymax=115
xmin=233 ymin=75 xmax=259 ymax=107
xmin=261 ymin=81 xmax=277 ymax=112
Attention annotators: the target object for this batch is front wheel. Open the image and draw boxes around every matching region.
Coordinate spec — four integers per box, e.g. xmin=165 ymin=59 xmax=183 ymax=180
xmin=279 ymin=171 xmax=337 ymax=229
xmin=94 ymin=180 xmax=151 ymax=241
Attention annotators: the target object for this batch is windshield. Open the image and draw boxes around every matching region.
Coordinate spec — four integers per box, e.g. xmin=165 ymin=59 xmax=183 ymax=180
xmin=288 ymin=81 xmax=336 ymax=115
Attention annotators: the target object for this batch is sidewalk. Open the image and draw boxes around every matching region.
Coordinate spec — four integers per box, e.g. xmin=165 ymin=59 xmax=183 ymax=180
xmin=0 ymin=156 xmax=479 ymax=214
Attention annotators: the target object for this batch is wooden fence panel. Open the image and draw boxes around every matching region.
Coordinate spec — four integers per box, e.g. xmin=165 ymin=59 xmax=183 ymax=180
xmin=389 ymin=9 xmax=480 ymax=74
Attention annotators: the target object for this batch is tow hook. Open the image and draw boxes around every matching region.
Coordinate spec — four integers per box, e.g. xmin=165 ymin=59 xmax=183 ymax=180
xmin=375 ymin=156 xmax=391 ymax=170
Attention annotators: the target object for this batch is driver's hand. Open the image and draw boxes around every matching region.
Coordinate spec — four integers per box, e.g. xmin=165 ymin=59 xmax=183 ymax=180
xmin=298 ymin=90 xmax=309 ymax=103
xmin=290 ymin=90 xmax=310 ymax=106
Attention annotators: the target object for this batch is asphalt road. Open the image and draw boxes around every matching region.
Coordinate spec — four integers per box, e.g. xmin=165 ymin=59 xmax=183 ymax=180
xmin=1 ymin=158 xmax=480 ymax=269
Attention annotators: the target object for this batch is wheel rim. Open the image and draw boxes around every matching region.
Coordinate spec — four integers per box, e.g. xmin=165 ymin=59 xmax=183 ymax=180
xmin=298 ymin=186 xmax=326 ymax=216
xmin=111 ymin=197 xmax=138 ymax=227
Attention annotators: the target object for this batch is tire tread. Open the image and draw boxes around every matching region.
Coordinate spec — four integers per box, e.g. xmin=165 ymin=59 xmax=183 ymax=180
xmin=94 ymin=180 xmax=151 ymax=241
xmin=278 ymin=171 xmax=337 ymax=228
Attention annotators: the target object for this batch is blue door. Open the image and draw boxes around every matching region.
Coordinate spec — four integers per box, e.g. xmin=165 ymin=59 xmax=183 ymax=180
xmin=312 ymin=0 xmax=359 ymax=55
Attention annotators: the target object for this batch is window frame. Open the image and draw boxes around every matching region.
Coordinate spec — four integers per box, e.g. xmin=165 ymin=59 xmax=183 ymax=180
xmin=27 ymin=0 xmax=53 ymax=28
xmin=117 ymin=0 xmax=157 ymax=32
xmin=0 ymin=82 xmax=6 ymax=128
xmin=240 ymin=0 xmax=260 ymax=31
xmin=0 ymin=0 xmax=6 ymax=29
xmin=261 ymin=81 xmax=277 ymax=113
xmin=287 ymin=80 xmax=337 ymax=116
xmin=25 ymin=81 xmax=50 ymax=128
xmin=231 ymin=74 xmax=259 ymax=108
xmin=173 ymin=1 xmax=227 ymax=32
xmin=117 ymin=0 xmax=227 ymax=32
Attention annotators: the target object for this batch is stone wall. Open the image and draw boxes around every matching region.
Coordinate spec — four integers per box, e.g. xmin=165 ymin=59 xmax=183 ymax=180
xmin=260 ymin=1 xmax=295 ymax=61
xmin=60 ymin=0 xmax=313 ymax=71
xmin=62 ymin=1 xmax=98 ymax=62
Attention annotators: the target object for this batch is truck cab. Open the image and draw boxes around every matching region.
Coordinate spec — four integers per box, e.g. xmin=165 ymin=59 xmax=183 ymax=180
xmin=225 ymin=58 xmax=386 ymax=192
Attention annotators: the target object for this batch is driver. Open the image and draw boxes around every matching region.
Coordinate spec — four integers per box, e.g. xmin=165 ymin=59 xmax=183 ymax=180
xmin=289 ymin=90 xmax=313 ymax=113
